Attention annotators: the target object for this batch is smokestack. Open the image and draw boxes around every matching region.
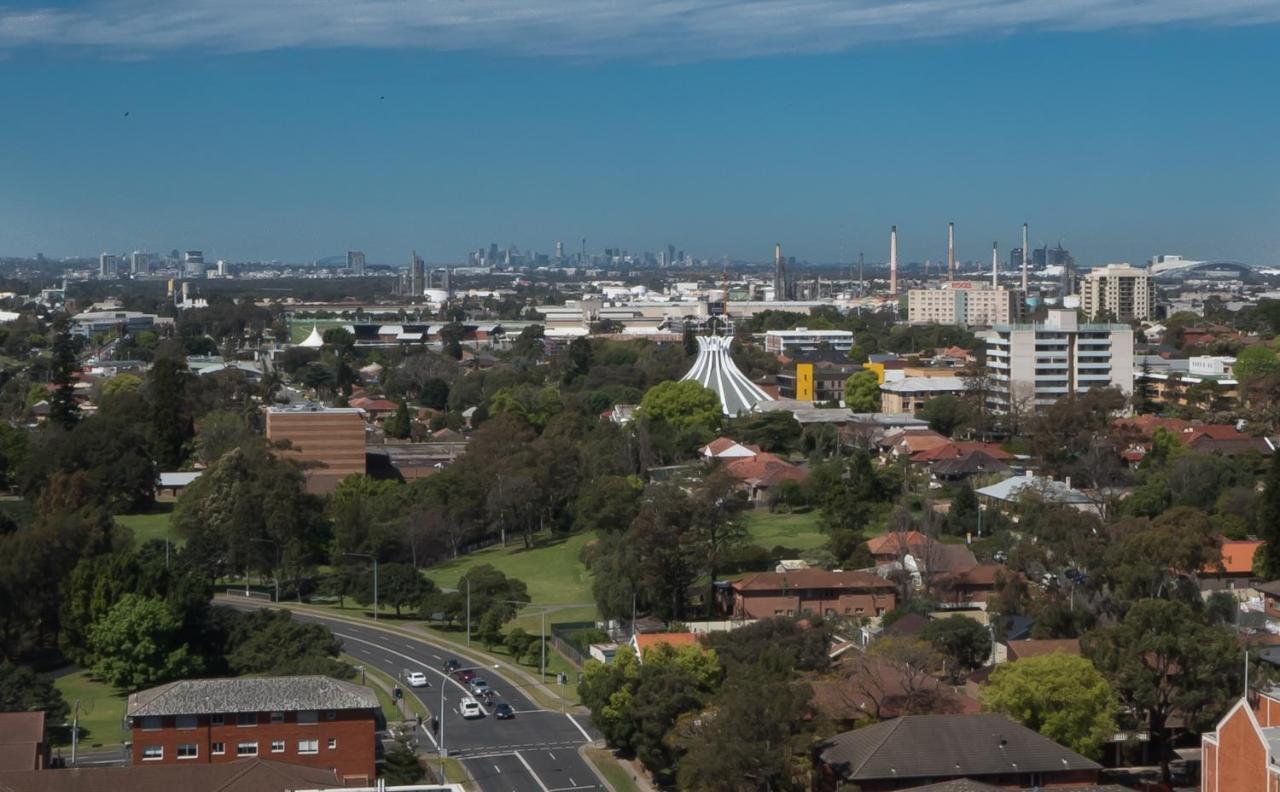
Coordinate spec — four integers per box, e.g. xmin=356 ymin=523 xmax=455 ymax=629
xmin=947 ymin=222 xmax=955 ymax=282
xmin=773 ymin=242 xmax=785 ymax=301
xmin=889 ymin=226 xmax=898 ymax=295
xmin=1021 ymin=222 xmax=1029 ymax=292
xmin=991 ymin=241 xmax=999 ymax=289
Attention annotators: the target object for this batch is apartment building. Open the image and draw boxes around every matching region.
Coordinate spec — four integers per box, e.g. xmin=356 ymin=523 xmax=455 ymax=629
xmin=906 ymin=282 xmax=1025 ymax=327
xmin=264 ymin=406 xmax=366 ymax=494
xmin=126 ymin=676 xmax=378 ymax=784
xmin=1079 ymin=263 xmax=1155 ymax=321
xmin=763 ymin=328 xmax=854 ymax=355
xmin=985 ymin=309 xmax=1134 ymax=409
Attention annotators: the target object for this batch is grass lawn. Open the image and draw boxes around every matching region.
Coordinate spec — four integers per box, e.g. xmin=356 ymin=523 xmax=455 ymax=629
xmin=584 ymin=746 xmax=643 ymax=792
xmin=52 ymin=671 xmax=127 ymax=749
xmin=115 ymin=503 xmax=180 ymax=549
xmin=742 ymin=510 xmax=828 ymax=552
xmin=423 ymin=532 xmax=597 ymax=611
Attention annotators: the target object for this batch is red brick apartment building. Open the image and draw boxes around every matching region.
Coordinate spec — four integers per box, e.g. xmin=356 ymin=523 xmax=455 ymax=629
xmin=264 ymin=406 xmax=366 ymax=494
xmin=126 ymin=676 xmax=378 ymax=784
xmin=1202 ymin=688 xmax=1280 ymax=792
xmin=723 ymin=569 xmax=896 ymax=620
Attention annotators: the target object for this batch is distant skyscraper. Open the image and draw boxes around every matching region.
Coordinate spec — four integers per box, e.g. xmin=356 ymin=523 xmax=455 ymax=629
xmin=409 ymin=251 xmax=425 ymax=296
xmin=1009 ymin=247 xmax=1025 ymax=271
xmin=130 ymin=251 xmax=152 ymax=275
xmin=183 ymin=250 xmax=205 ymax=278
xmin=347 ymin=251 xmax=366 ymax=275
xmin=99 ymin=253 xmax=118 ymax=279
xmin=555 ymin=241 xmax=564 ymax=260
xmin=772 ymin=243 xmax=788 ymax=301
xmin=216 ymin=260 xmax=229 ymax=277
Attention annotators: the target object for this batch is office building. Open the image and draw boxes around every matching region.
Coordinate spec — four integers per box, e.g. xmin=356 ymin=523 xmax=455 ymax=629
xmin=126 ymin=676 xmax=377 ymax=784
xmin=183 ymin=251 xmax=205 ymax=278
xmin=1079 ymin=263 xmax=1155 ymax=321
xmin=98 ymin=253 xmax=118 ymax=279
xmin=408 ymin=251 xmax=425 ymax=296
xmin=346 ymin=251 xmax=365 ymax=275
xmin=265 ymin=406 xmax=366 ymax=494
xmin=985 ymin=309 xmax=1134 ymax=409
xmin=907 ymin=282 xmax=1025 ymax=327
xmin=763 ymin=328 xmax=854 ymax=355
xmin=129 ymin=251 xmax=153 ymax=275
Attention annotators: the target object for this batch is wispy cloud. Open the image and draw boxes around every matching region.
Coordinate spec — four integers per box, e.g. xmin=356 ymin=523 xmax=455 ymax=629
xmin=1 ymin=0 xmax=1278 ymax=58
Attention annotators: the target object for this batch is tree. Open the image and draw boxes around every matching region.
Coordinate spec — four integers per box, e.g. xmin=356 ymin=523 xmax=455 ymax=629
xmin=920 ymin=394 xmax=973 ymax=437
xmin=922 ymin=615 xmax=990 ymax=679
xmin=851 ymin=636 xmax=947 ymax=718
xmin=419 ymin=378 xmax=449 ymax=411
xmin=475 ymin=610 xmax=504 ymax=649
xmin=146 ymin=356 xmax=194 ymax=470
xmin=194 ymin=410 xmax=256 ymax=466
xmin=682 ymin=325 xmax=697 ymax=358
xmin=384 ymin=399 xmax=412 ymax=439
xmin=1102 ymin=508 xmax=1219 ymax=610
xmin=565 ymin=336 xmax=594 ymax=383
xmin=0 ymin=661 xmax=69 ymax=723
xmin=439 ymin=323 xmax=465 ymax=360
xmin=1258 ymin=450 xmax=1280 ymax=579
xmin=382 ymin=736 xmax=424 ymax=784
xmin=48 ymin=317 xmax=80 ymax=429
xmin=89 ymin=594 xmax=199 ymax=689
xmin=222 ymin=607 xmax=352 ymax=678
xmin=374 ymin=563 xmax=435 ymax=616
xmin=447 ymin=565 xmax=530 ymax=630
xmin=948 ymin=482 xmax=980 ymax=536
xmin=573 ymin=475 xmax=643 ymax=534
xmin=1234 ymin=344 xmax=1280 ymax=392
xmin=843 ymin=370 xmax=881 ymax=412
xmin=982 ymin=652 xmax=1117 ymax=759
xmin=638 ymin=380 xmax=721 ymax=435
xmin=504 ymin=627 xmax=536 ymax=664
xmin=1083 ymin=598 xmax=1241 ymax=781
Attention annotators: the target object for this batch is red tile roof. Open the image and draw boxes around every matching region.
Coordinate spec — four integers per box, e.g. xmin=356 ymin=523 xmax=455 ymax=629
xmin=732 ymin=569 xmax=895 ymax=593
xmin=722 ymin=452 xmax=807 ymax=485
xmin=866 ymin=531 xmax=931 ymax=556
xmin=1209 ymin=540 xmax=1262 ymax=575
xmin=634 ymin=633 xmax=701 ymax=654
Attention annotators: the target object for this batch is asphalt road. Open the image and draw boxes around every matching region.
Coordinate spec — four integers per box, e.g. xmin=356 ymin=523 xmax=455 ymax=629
xmin=233 ymin=604 xmax=605 ymax=792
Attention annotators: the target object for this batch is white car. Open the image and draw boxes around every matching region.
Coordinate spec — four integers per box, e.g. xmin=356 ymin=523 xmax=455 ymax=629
xmin=459 ymin=697 xmax=483 ymax=719
xmin=406 ymin=671 xmax=430 ymax=688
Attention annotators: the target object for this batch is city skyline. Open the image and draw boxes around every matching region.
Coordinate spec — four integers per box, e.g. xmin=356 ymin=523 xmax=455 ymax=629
xmin=1 ymin=5 xmax=1277 ymax=266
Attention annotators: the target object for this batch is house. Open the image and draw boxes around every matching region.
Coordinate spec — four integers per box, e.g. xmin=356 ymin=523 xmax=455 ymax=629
xmin=723 ymin=569 xmax=896 ymax=620
xmin=911 ymin=442 xmax=1013 ymax=465
xmin=699 ymin=437 xmax=759 ymax=460
xmin=631 ymin=632 xmax=701 ymax=660
xmin=932 ymin=564 xmax=1007 ymax=610
xmin=814 ymin=713 xmax=1102 ymax=791
xmin=809 ymin=652 xmax=980 ymax=727
xmin=879 ymin=377 xmax=969 ymax=415
xmin=880 ymin=428 xmax=952 ymax=459
xmin=720 ymin=452 xmax=808 ymax=504
xmin=0 ymin=758 xmax=352 ymax=792
xmin=929 ymin=451 xmax=1011 ymax=483
xmin=975 ymin=472 xmax=1098 ymax=516
xmin=125 ymin=676 xmax=378 ymax=784
xmin=1207 ymin=540 xmax=1262 ymax=581
xmin=0 ymin=712 xmax=46 ymax=771
xmin=1005 ymin=638 xmax=1081 ymax=662
xmin=1201 ymin=687 xmax=1280 ymax=792
xmin=866 ymin=531 xmax=932 ymax=564
xmin=347 ymin=397 xmax=399 ymax=420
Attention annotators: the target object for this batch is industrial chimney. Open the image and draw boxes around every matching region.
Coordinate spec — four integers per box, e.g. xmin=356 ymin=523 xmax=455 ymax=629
xmin=773 ymin=242 xmax=786 ymax=301
xmin=991 ymin=241 xmax=999 ymax=289
xmin=1021 ymin=222 xmax=1029 ymax=292
xmin=889 ymin=226 xmax=898 ymax=295
xmin=947 ymin=222 xmax=955 ymax=282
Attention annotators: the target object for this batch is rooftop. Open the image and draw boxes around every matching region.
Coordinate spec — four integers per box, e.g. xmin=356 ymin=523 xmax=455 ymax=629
xmin=880 ymin=377 xmax=969 ymax=394
xmin=0 ymin=758 xmax=341 ymax=792
xmin=126 ymin=676 xmax=378 ymax=718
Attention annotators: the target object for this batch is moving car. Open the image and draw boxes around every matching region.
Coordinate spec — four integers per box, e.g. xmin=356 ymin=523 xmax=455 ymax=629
xmin=459 ymin=697 xmax=483 ymax=719
xmin=443 ymin=658 xmax=460 ymax=674
xmin=468 ymin=678 xmax=490 ymax=696
xmin=456 ymin=669 xmax=477 ymax=683
xmin=406 ymin=671 xmax=430 ymax=688
xmin=493 ymin=702 xmax=514 ymax=720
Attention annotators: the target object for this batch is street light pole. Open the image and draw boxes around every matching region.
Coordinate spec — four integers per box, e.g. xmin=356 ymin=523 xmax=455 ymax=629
xmin=344 ymin=553 xmax=379 ymax=621
xmin=464 ymin=576 xmax=470 ymax=645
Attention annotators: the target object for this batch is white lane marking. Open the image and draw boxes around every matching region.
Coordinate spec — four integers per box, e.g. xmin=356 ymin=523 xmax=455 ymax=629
xmin=514 ymin=751 xmax=552 ymax=792
xmin=494 ymin=764 xmax=502 ymax=774
xmin=569 ymin=779 xmax=575 ymax=786
xmin=419 ymin=723 xmax=438 ymax=750
xmin=547 ymin=751 xmax=555 ymax=761
xmin=334 ymin=632 xmax=473 ymax=702
xmin=566 ymin=713 xmax=592 ymax=742
xmin=432 ymin=653 xmax=442 ymax=660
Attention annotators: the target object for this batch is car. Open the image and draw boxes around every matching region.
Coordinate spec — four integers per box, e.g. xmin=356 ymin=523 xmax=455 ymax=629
xmin=468 ymin=678 xmax=490 ymax=696
xmin=456 ymin=669 xmax=477 ymax=683
xmin=405 ymin=671 xmax=430 ymax=688
xmin=493 ymin=702 xmax=514 ymax=720
xmin=443 ymin=658 xmax=460 ymax=674
xmin=459 ymin=697 xmax=483 ymax=719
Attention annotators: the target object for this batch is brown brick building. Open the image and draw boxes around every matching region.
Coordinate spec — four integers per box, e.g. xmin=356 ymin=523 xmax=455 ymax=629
xmin=1202 ymin=689 xmax=1280 ymax=792
xmin=126 ymin=676 xmax=378 ymax=784
xmin=723 ymin=569 xmax=896 ymax=620
xmin=265 ymin=406 xmax=366 ymax=494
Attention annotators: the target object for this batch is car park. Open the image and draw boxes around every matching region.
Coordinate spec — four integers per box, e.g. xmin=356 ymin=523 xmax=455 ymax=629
xmin=459 ymin=697 xmax=483 ymax=719
xmin=406 ymin=671 xmax=430 ymax=688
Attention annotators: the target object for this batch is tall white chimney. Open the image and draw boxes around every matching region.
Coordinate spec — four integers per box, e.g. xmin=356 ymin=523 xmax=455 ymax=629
xmin=947 ymin=222 xmax=955 ymax=282
xmin=991 ymin=241 xmax=999 ymax=289
xmin=1021 ymin=222 xmax=1029 ymax=292
xmin=889 ymin=226 xmax=898 ymax=295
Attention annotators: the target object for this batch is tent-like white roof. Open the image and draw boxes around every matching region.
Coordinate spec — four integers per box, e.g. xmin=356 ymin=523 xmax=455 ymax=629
xmin=681 ymin=336 xmax=773 ymax=417
xmin=298 ymin=324 xmax=324 ymax=348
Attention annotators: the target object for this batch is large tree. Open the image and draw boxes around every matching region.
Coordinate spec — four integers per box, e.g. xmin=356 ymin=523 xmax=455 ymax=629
xmin=0 ymin=661 xmax=69 ymax=722
xmin=638 ymin=380 xmax=721 ymax=435
xmin=47 ymin=317 xmax=80 ymax=429
xmin=89 ymin=594 xmax=200 ymax=690
xmin=146 ymin=356 xmax=194 ymax=470
xmin=982 ymin=652 xmax=1117 ymax=760
xmin=922 ymin=615 xmax=991 ymax=679
xmin=843 ymin=370 xmax=881 ymax=412
xmin=1258 ymin=449 xmax=1280 ymax=579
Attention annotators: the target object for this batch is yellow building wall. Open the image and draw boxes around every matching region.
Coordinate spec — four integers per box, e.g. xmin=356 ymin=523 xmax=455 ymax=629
xmin=796 ymin=363 xmax=814 ymax=401
xmin=862 ymin=362 xmax=886 ymax=384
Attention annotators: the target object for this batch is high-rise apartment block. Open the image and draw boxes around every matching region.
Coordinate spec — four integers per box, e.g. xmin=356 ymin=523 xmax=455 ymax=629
xmin=129 ymin=251 xmax=153 ymax=275
xmin=346 ymin=251 xmax=365 ymax=275
xmin=907 ymin=282 xmax=1025 ymax=327
xmin=985 ymin=309 xmax=1134 ymax=409
xmin=1079 ymin=263 xmax=1154 ymax=322
xmin=98 ymin=253 xmax=118 ymax=279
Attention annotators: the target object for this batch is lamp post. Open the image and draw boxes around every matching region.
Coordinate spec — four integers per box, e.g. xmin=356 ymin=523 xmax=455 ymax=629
xmin=344 ymin=552 xmax=378 ymax=621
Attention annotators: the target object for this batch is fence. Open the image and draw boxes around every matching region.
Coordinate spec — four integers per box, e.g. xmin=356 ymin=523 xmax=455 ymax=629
xmin=548 ymin=621 xmax=601 ymax=669
xmin=223 ymin=588 xmax=273 ymax=602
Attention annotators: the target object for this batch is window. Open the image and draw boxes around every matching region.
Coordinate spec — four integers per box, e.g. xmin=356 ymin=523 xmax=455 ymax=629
xmin=269 ymin=711 xmax=284 ymax=724
xmin=176 ymin=714 xmax=197 ymax=730
xmin=211 ymin=742 xmax=225 ymax=756
xmin=325 ymin=710 xmax=337 ymax=721
xmin=237 ymin=712 xmax=257 ymax=727
xmin=177 ymin=744 xmax=198 ymax=760
xmin=270 ymin=740 xmax=285 ymax=753
xmin=210 ymin=714 xmax=225 ymax=726
xmin=236 ymin=742 xmax=258 ymax=757
xmin=327 ymin=738 xmax=337 ymax=750
xmin=140 ymin=716 xmax=163 ymax=731
xmin=297 ymin=710 xmax=318 ymax=725
xmin=297 ymin=738 xmax=319 ymax=755
xmin=142 ymin=745 xmax=163 ymax=761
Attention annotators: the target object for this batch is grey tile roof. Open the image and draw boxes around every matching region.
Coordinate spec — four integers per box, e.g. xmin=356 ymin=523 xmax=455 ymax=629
xmin=127 ymin=676 xmax=378 ymax=717
xmin=819 ymin=714 xmax=1100 ymax=782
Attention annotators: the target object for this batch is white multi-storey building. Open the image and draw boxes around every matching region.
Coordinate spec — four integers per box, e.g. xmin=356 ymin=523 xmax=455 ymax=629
xmin=1079 ymin=263 xmax=1155 ymax=322
xmin=907 ymin=282 xmax=1025 ymax=327
xmin=985 ymin=309 xmax=1134 ymax=409
xmin=763 ymin=328 xmax=854 ymax=355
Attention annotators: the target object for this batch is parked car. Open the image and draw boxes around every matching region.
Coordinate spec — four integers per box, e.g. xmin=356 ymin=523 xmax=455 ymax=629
xmin=469 ymin=678 xmax=490 ymax=696
xmin=406 ymin=671 xmax=430 ymax=688
xmin=459 ymin=697 xmax=483 ymax=719
xmin=443 ymin=658 xmax=460 ymax=674
xmin=493 ymin=702 xmax=514 ymax=720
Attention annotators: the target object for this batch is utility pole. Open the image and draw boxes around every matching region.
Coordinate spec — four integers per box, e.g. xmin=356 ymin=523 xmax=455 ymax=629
xmin=465 ymin=577 xmax=471 ymax=645
xmin=70 ymin=700 xmax=80 ymax=766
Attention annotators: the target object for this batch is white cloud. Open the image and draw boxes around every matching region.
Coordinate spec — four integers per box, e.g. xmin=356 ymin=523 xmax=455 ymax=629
xmin=1 ymin=0 xmax=1278 ymax=58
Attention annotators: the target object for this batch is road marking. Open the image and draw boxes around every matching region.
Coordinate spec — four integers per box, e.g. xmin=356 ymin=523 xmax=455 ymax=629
xmin=565 ymin=713 xmax=592 ymax=742
xmin=514 ymin=751 xmax=552 ymax=792
xmin=334 ymin=632 xmax=473 ymax=701
xmin=494 ymin=764 xmax=501 ymax=774
xmin=418 ymin=723 xmax=438 ymax=750
xmin=547 ymin=751 xmax=555 ymax=760
xmin=432 ymin=653 xmax=442 ymax=660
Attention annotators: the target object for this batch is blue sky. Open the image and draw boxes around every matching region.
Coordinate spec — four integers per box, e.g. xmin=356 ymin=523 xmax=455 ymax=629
xmin=1 ymin=1 xmax=1278 ymax=267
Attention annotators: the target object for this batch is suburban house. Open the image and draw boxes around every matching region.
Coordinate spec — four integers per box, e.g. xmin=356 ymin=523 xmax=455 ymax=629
xmin=932 ymin=564 xmax=1007 ymax=609
xmin=699 ymin=437 xmax=760 ymax=461
xmin=814 ymin=714 xmax=1102 ymax=791
xmin=1201 ymin=687 xmax=1280 ymax=792
xmin=0 ymin=712 xmax=46 ymax=771
xmin=125 ymin=676 xmax=378 ymax=784
xmin=720 ymin=452 xmax=808 ymax=504
xmin=723 ymin=569 xmax=896 ymax=620
xmin=976 ymin=472 xmax=1099 ymax=516
xmin=631 ymin=632 xmax=701 ymax=661
xmin=809 ymin=652 xmax=980 ymax=727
